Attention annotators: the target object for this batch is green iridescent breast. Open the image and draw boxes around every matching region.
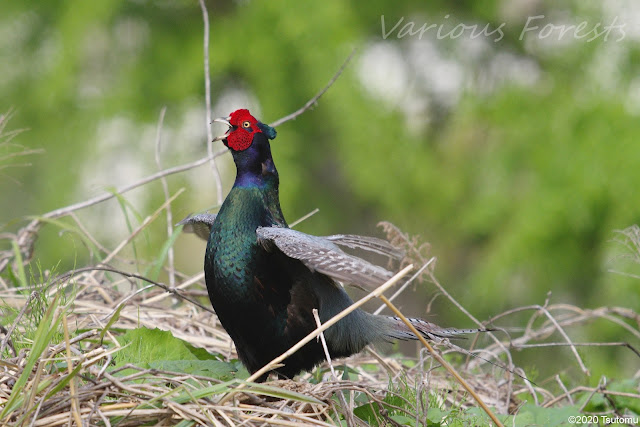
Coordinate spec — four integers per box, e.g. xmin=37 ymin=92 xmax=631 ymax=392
xmin=206 ymin=186 xmax=281 ymax=302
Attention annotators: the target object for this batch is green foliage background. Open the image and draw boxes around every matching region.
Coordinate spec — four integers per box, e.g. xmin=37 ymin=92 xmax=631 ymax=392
xmin=2 ymin=1 xmax=639 ymax=381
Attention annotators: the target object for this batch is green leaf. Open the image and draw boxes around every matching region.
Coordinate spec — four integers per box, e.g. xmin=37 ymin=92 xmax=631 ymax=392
xmin=108 ymin=188 xmax=145 ymax=264
xmin=183 ymin=342 xmax=224 ymax=361
xmin=112 ymin=327 xmax=236 ymax=380
xmin=115 ymin=327 xmax=205 ymax=366
xmin=426 ymin=408 xmax=447 ymax=424
xmin=99 ymin=303 xmax=124 ymax=343
xmin=43 ymin=362 xmax=85 ymax=401
xmin=354 ymin=401 xmax=382 ymax=425
xmin=10 ymin=239 xmax=27 ymax=287
xmin=609 ymin=379 xmax=640 ymax=414
xmin=172 ymin=381 xmax=237 ymax=403
xmin=509 ymin=403 xmax=582 ymax=427
xmin=390 ymin=415 xmax=416 ymax=426
xmin=114 ymin=327 xmax=191 ymax=368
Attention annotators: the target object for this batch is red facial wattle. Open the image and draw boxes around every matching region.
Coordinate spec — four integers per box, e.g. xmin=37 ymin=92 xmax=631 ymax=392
xmin=226 ymin=128 xmax=253 ymax=151
xmin=226 ymin=109 xmax=260 ymax=152
xmin=213 ymin=109 xmax=276 ymax=150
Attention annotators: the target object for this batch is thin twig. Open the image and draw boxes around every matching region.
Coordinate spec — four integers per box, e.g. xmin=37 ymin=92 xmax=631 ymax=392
xmin=555 ymin=374 xmax=574 ymax=406
xmin=289 ymin=208 xmax=320 ymax=228
xmin=91 ymin=189 xmax=184 ymax=279
xmin=512 ymin=341 xmax=640 ymax=358
xmin=378 ymin=295 xmax=504 ymax=427
xmin=487 ymin=298 xmax=590 ymax=376
xmin=312 ymin=309 xmax=337 ymax=379
xmin=312 ymin=309 xmax=355 ymax=427
xmin=580 ymin=376 xmax=606 ymax=412
xmin=37 ymin=151 xmax=226 ymax=221
xmin=198 ymin=0 xmax=223 ymax=206
xmin=426 ymin=268 xmax=516 ymax=409
xmin=268 ymin=49 xmax=358 ymax=128
xmin=373 ymin=256 xmax=436 ymax=315
xmin=153 ymin=106 xmax=176 ymax=288
xmin=101 ymin=284 xmax=155 ymax=321
xmin=47 ymin=265 xmax=216 ymax=315
xmin=483 ymin=304 xmax=640 ymax=363
xmin=544 ymin=383 xmax=640 ymax=408
xmin=69 ymin=212 xmax=111 ymax=257
xmin=143 ymin=271 xmax=204 ymax=305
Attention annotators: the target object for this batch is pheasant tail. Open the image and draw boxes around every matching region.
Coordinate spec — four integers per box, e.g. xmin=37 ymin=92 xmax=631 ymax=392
xmin=384 ymin=316 xmax=490 ymax=342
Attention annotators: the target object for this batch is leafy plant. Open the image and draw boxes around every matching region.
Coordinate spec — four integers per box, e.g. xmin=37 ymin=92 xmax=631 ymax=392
xmin=113 ymin=326 xmax=238 ymax=381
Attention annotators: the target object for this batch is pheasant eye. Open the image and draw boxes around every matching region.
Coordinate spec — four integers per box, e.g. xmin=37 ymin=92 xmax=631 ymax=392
xmin=242 ymin=121 xmax=251 ymax=128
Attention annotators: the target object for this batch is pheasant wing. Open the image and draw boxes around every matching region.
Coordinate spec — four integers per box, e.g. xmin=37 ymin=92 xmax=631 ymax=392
xmin=256 ymin=226 xmax=394 ymax=289
xmin=323 ymin=234 xmax=404 ymax=260
xmin=178 ymin=214 xmax=404 ymax=261
xmin=177 ymin=213 xmax=217 ymax=241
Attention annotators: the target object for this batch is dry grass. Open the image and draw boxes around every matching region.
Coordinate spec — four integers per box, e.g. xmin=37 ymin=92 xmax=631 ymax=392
xmin=1 ymin=215 xmax=639 ymax=425
xmin=0 ymin=263 xmax=506 ymax=426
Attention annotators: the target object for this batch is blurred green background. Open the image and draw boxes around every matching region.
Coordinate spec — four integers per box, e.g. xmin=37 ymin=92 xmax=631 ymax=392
xmin=1 ymin=1 xmax=639 ymax=381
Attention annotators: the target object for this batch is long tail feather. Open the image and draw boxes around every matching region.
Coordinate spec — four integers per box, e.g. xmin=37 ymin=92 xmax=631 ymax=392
xmin=384 ymin=316 xmax=492 ymax=341
xmin=381 ymin=316 xmax=534 ymax=385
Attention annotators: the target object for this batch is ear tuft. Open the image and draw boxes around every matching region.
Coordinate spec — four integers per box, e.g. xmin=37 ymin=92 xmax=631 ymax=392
xmin=258 ymin=122 xmax=277 ymax=140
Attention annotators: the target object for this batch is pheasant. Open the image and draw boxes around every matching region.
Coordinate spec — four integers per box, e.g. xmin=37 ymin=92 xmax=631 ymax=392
xmin=181 ymin=109 xmax=486 ymax=380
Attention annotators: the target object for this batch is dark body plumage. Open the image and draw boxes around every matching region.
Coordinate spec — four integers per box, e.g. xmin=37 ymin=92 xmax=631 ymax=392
xmin=193 ymin=109 xmax=483 ymax=380
xmin=205 ymin=130 xmax=381 ymax=379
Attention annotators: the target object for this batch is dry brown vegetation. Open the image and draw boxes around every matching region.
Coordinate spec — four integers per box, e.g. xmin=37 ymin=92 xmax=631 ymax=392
xmin=1 ymin=200 xmax=639 ymax=425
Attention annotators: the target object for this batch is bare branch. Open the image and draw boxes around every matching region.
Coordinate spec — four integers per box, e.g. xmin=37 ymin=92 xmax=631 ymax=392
xmin=38 ymin=149 xmax=226 ymax=220
xmin=288 ymin=208 xmax=320 ymax=228
xmin=199 ymin=0 xmax=223 ymax=206
xmin=153 ymin=107 xmax=176 ymax=288
xmin=378 ymin=294 xmax=504 ymax=427
xmin=48 ymin=265 xmax=215 ymax=315
xmin=269 ymin=48 xmax=358 ymax=128
xmin=312 ymin=309 xmax=357 ymax=427
xmin=530 ymin=298 xmax=590 ymax=376
xmin=373 ymin=257 xmax=436 ymax=315
xmin=513 ymin=341 xmax=640 ymax=358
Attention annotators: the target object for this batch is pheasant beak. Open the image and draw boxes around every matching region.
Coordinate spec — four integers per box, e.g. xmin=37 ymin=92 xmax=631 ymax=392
xmin=212 ymin=116 xmax=234 ymax=141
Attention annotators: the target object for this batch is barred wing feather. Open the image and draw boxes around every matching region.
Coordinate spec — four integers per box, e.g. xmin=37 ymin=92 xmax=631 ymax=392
xmin=256 ymin=226 xmax=394 ymax=288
